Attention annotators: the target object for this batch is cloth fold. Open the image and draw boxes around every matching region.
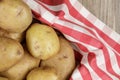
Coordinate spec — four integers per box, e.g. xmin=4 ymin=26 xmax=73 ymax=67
xmin=23 ymin=0 xmax=120 ymax=80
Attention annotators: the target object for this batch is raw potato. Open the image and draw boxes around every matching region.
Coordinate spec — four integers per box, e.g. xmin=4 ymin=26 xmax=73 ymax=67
xmin=0 ymin=76 xmax=8 ymax=80
xmin=0 ymin=36 xmax=24 ymax=72
xmin=27 ymin=67 xmax=59 ymax=80
xmin=0 ymin=0 xmax=32 ymax=33
xmin=26 ymin=23 xmax=60 ymax=60
xmin=6 ymin=32 xmax=25 ymax=42
xmin=41 ymin=37 xmax=76 ymax=80
xmin=0 ymin=47 xmax=40 ymax=80
xmin=0 ymin=28 xmax=25 ymax=42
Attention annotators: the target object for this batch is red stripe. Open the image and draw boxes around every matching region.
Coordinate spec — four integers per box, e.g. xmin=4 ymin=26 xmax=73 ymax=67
xmin=32 ymin=10 xmax=41 ymax=18
xmin=32 ymin=10 xmax=52 ymax=26
xmin=35 ymin=0 xmax=65 ymax=17
xmin=76 ymin=43 xmax=89 ymax=52
xmin=34 ymin=11 xmax=120 ymax=79
xmin=53 ymin=23 xmax=103 ymax=49
xmin=36 ymin=0 xmax=64 ymax=5
xmin=115 ymin=52 xmax=120 ymax=68
xmin=58 ymin=1 xmax=120 ymax=78
xmin=28 ymin=0 xmax=120 ymax=79
xmin=60 ymin=19 xmax=98 ymax=38
xmin=33 ymin=11 xmax=97 ymax=52
xmin=75 ymin=33 xmax=120 ymax=78
xmin=88 ymin=52 xmax=113 ymax=80
xmin=78 ymin=64 xmax=92 ymax=80
xmin=33 ymin=0 xmax=111 ymax=53
xmin=102 ymin=46 xmax=120 ymax=78
xmin=65 ymin=0 xmax=120 ymax=54
xmin=36 ymin=0 xmax=98 ymax=39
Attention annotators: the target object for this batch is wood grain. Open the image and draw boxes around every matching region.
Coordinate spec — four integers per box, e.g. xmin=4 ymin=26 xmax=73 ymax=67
xmin=78 ymin=0 xmax=120 ymax=34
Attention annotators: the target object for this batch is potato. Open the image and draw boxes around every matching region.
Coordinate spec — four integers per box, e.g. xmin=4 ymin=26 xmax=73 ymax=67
xmin=7 ymin=32 xmax=25 ymax=42
xmin=0 ymin=76 xmax=8 ymax=80
xmin=0 ymin=0 xmax=32 ymax=33
xmin=27 ymin=67 xmax=59 ymax=80
xmin=0 ymin=36 xmax=24 ymax=72
xmin=0 ymin=28 xmax=25 ymax=42
xmin=26 ymin=23 xmax=60 ymax=60
xmin=0 ymin=46 xmax=40 ymax=80
xmin=41 ymin=37 xmax=76 ymax=80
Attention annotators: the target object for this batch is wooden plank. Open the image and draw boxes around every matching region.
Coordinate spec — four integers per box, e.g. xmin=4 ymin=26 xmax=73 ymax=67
xmin=78 ymin=0 xmax=120 ymax=34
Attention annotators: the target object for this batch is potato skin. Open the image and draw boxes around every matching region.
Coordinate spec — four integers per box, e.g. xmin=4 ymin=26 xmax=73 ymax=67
xmin=0 ymin=0 xmax=32 ymax=33
xmin=27 ymin=67 xmax=59 ymax=80
xmin=0 ymin=76 xmax=8 ymax=80
xmin=0 ymin=28 xmax=25 ymax=42
xmin=0 ymin=36 xmax=24 ymax=72
xmin=41 ymin=37 xmax=76 ymax=80
xmin=0 ymin=47 xmax=40 ymax=80
xmin=26 ymin=23 xmax=60 ymax=60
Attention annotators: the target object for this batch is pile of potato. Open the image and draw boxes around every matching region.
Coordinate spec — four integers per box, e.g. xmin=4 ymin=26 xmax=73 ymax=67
xmin=0 ymin=0 xmax=76 ymax=80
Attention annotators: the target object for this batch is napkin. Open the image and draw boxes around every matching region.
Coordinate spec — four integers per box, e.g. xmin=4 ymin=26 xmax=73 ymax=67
xmin=23 ymin=0 xmax=120 ymax=80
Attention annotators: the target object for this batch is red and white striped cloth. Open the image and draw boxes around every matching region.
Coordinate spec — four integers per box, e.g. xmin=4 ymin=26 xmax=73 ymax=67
xmin=23 ymin=0 xmax=120 ymax=80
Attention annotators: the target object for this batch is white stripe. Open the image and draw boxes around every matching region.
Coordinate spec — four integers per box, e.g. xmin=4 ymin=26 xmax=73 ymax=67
xmin=39 ymin=1 xmax=105 ymax=46
xmin=94 ymin=49 xmax=119 ymax=80
xmin=64 ymin=34 xmax=98 ymax=53
xmin=69 ymin=0 xmax=77 ymax=5
xmin=74 ymin=40 xmax=120 ymax=80
xmin=55 ymin=19 xmax=96 ymax=38
xmin=75 ymin=43 xmax=119 ymax=79
xmin=71 ymin=43 xmax=102 ymax=80
xmin=26 ymin=0 xmax=84 ymax=29
xmin=69 ymin=0 xmax=105 ymax=31
xmin=71 ymin=66 xmax=83 ymax=80
xmin=41 ymin=11 xmax=58 ymax=24
xmin=69 ymin=0 xmax=120 ymax=53
xmin=73 ymin=44 xmax=101 ymax=80
xmin=107 ymin=48 xmax=120 ymax=75
xmin=94 ymin=49 xmax=105 ymax=66
xmin=28 ymin=1 xmax=95 ymax=39
xmin=27 ymin=0 xmax=104 ymax=54
xmin=76 ymin=0 xmax=120 ymax=45
xmin=94 ymin=19 xmax=105 ymax=30
xmin=88 ymin=26 xmax=120 ymax=76
xmin=63 ymin=34 xmax=99 ymax=51
xmin=73 ymin=42 xmax=119 ymax=80
xmin=70 ymin=0 xmax=89 ymax=18
xmin=26 ymin=0 xmax=120 ymax=47
xmin=81 ymin=54 xmax=102 ymax=80
xmin=109 ymin=31 xmax=120 ymax=43
xmin=37 ymin=2 xmax=65 ymax=11
xmin=79 ymin=7 xmax=90 ymax=18
xmin=63 ymin=34 xmax=79 ymax=43
xmin=69 ymin=0 xmax=119 ymax=45
xmin=88 ymin=26 xmax=120 ymax=56
xmin=72 ymin=1 xmax=105 ymax=31
xmin=39 ymin=1 xmax=91 ymax=31
xmin=90 ymin=27 xmax=120 ymax=76
xmin=24 ymin=1 xmax=120 ymax=80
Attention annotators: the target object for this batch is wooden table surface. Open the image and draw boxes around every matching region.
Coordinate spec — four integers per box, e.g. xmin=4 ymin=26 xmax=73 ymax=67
xmin=78 ymin=0 xmax=120 ymax=34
